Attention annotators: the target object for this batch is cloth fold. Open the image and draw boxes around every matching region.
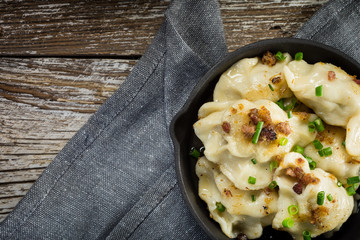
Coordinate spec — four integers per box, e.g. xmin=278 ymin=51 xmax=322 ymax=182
xmin=1 ymin=0 xmax=360 ymax=239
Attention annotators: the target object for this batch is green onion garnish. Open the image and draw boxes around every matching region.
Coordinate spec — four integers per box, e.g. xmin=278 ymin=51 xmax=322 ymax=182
xmin=283 ymin=97 xmax=298 ymax=111
xmin=275 ymin=51 xmax=286 ymax=61
xmin=308 ymin=122 xmax=316 ymax=133
xmin=287 ymin=110 xmax=293 ymax=119
xmin=251 ymin=158 xmax=257 ymax=164
xmin=275 ymin=98 xmax=284 ymax=109
xmin=270 ymin=161 xmax=278 ymax=172
xmin=279 ymin=137 xmax=288 ymax=146
xmin=288 ymin=205 xmax=299 ymax=215
xmin=252 ymin=121 xmax=264 ymax=144
xmin=292 ymin=145 xmax=304 ymax=155
xmin=321 ymin=147 xmax=332 ymax=156
xmin=347 ymin=176 xmax=360 ymax=185
xmin=337 ymin=180 xmax=342 ymax=187
xmin=268 ymin=84 xmax=274 ymax=91
xmin=342 ymin=141 xmax=346 ymax=147
xmin=327 ymin=194 xmax=333 ymax=201
xmin=189 ymin=147 xmax=201 ymax=158
xmin=251 ymin=194 xmax=256 ymax=202
xmin=346 ymin=185 xmax=356 ymax=196
xmin=315 ymin=85 xmax=323 ymax=97
xmin=268 ymin=181 xmax=278 ymax=190
xmin=312 ymin=139 xmax=323 ymax=150
xmin=295 ymin=52 xmax=303 ymax=61
xmin=282 ymin=217 xmax=294 ymax=228
xmin=248 ymin=176 xmax=256 ymax=184
xmin=216 ymin=202 xmax=226 ymax=212
xmin=317 ymin=191 xmax=325 ymax=205
xmin=304 ymin=156 xmax=316 ymax=170
xmin=303 ymin=230 xmax=311 ymax=240
xmin=314 ymin=118 xmax=325 ymax=132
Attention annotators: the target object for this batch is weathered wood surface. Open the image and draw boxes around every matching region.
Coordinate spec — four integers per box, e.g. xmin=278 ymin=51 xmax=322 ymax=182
xmin=0 ymin=0 xmax=327 ymax=56
xmin=0 ymin=0 xmax=328 ymax=222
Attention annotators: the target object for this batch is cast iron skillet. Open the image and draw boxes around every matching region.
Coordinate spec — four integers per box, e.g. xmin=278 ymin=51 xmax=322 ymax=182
xmin=170 ymin=38 xmax=360 ymax=240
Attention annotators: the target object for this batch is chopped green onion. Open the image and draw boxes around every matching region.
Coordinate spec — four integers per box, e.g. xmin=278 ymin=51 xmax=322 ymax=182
xmin=275 ymin=51 xmax=286 ymax=61
xmin=251 ymin=194 xmax=256 ymax=202
xmin=346 ymin=185 xmax=356 ymax=196
xmin=216 ymin=202 xmax=226 ymax=212
xmin=252 ymin=121 xmax=264 ymax=144
xmin=327 ymin=194 xmax=333 ymax=201
xmin=318 ymin=149 xmax=324 ymax=157
xmin=312 ymin=140 xmax=323 ymax=150
xmin=248 ymin=176 xmax=256 ymax=185
xmin=282 ymin=217 xmax=294 ymax=228
xmin=275 ymin=98 xmax=284 ymax=109
xmin=283 ymin=98 xmax=297 ymax=111
xmin=314 ymin=118 xmax=325 ymax=132
xmin=347 ymin=176 xmax=360 ymax=185
xmin=189 ymin=147 xmax=201 ymax=158
xmin=279 ymin=137 xmax=288 ymax=146
xmin=315 ymin=85 xmax=323 ymax=97
xmin=321 ymin=147 xmax=332 ymax=156
xmin=342 ymin=141 xmax=346 ymax=147
xmin=268 ymin=84 xmax=275 ymax=91
xmin=295 ymin=52 xmax=303 ymax=61
xmin=305 ymin=156 xmax=316 ymax=170
xmin=287 ymin=111 xmax=293 ymax=119
xmin=269 ymin=181 xmax=278 ymax=190
xmin=337 ymin=180 xmax=342 ymax=187
xmin=288 ymin=205 xmax=299 ymax=215
xmin=270 ymin=161 xmax=278 ymax=172
xmin=317 ymin=191 xmax=325 ymax=205
xmin=292 ymin=145 xmax=304 ymax=155
xmin=251 ymin=158 xmax=257 ymax=165
xmin=308 ymin=122 xmax=316 ymax=133
xmin=303 ymin=230 xmax=311 ymax=240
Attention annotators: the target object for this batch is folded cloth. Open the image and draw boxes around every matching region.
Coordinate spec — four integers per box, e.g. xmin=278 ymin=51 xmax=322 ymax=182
xmin=1 ymin=0 xmax=359 ymax=239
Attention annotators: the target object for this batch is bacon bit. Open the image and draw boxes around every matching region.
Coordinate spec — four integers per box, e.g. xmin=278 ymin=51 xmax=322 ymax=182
xmin=259 ymin=106 xmax=272 ymax=125
xmin=259 ymin=126 xmax=277 ymax=141
xmin=294 ymin=167 xmax=305 ymax=181
xmin=275 ymin=122 xmax=291 ymax=135
xmin=293 ymin=182 xmax=303 ymax=194
xmin=241 ymin=124 xmax=256 ymax=138
xmin=353 ymin=77 xmax=360 ymax=85
xmin=286 ymin=168 xmax=296 ymax=178
xmin=271 ymin=76 xmax=281 ymax=84
xmin=222 ymin=121 xmax=231 ymax=133
xmin=224 ymin=189 xmax=233 ymax=197
xmin=264 ymin=187 xmax=272 ymax=195
xmin=262 ymin=51 xmax=277 ymax=66
xmin=328 ymin=71 xmax=336 ymax=81
xmin=303 ymin=174 xmax=320 ymax=185
xmin=296 ymin=158 xmax=305 ymax=165
xmin=230 ymin=107 xmax=237 ymax=114
xmin=237 ymin=233 xmax=248 ymax=240
xmin=248 ymin=108 xmax=260 ymax=125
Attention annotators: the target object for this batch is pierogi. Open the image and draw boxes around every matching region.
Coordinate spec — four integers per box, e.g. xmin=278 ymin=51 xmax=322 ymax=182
xmin=193 ymin=51 xmax=360 ymax=239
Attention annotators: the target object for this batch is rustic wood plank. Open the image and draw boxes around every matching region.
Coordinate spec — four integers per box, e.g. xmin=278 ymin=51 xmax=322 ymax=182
xmin=0 ymin=0 xmax=328 ymax=56
xmin=0 ymin=58 xmax=134 ymax=221
xmin=0 ymin=0 xmax=170 ymax=56
xmin=220 ymin=0 xmax=329 ymax=52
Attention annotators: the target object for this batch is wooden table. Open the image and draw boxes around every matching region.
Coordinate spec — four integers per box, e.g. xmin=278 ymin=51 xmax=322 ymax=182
xmin=0 ymin=0 xmax=328 ymax=222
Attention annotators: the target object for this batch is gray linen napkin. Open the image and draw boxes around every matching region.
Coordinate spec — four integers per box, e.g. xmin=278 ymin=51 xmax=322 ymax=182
xmin=1 ymin=0 xmax=360 ymax=239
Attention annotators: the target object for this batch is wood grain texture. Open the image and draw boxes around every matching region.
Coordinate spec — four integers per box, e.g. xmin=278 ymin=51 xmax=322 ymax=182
xmin=0 ymin=58 xmax=135 ymax=219
xmin=0 ymin=0 xmax=327 ymax=56
xmin=0 ymin=0 xmax=329 ymax=222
